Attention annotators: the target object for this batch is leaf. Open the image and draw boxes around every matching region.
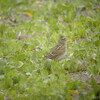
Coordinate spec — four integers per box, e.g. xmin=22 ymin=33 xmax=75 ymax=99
xmin=26 ymin=72 xmax=32 ymax=76
xmin=26 ymin=12 xmax=32 ymax=17
xmin=0 ymin=75 xmax=5 ymax=80
xmin=79 ymin=67 xmax=87 ymax=70
xmin=38 ymin=4 xmax=42 ymax=8
xmin=70 ymin=90 xmax=79 ymax=94
xmin=67 ymin=38 xmax=73 ymax=42
xmin=68 ymin=53 xmax=73 ymax=57
xmin=11 ymin=90 xmax=17 ymax=96
xmin=0 ymin=94 xmax=4 ymax=100
xmin=90 ymin=77 xmax=99 ymax=94
xmin=34 ymin=1 xmax=42 ymax=8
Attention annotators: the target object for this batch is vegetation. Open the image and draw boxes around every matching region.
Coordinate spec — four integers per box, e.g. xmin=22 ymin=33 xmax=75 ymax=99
xmin=0 ymin=0 xmax=100 ymax=100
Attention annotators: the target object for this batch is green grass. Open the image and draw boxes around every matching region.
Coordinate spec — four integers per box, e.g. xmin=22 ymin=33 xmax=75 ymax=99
xmin=0 ymin=0 xmax=100 ymax=100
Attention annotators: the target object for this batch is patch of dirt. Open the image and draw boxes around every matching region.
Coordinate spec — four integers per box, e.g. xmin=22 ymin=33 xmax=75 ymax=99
xmin=16 ymin=33 xmax=34 ymax=41
xmin=69 ymin=71 xmax=100 ymax=100
xmin=0 ymin=12 xmax=32 ymax=26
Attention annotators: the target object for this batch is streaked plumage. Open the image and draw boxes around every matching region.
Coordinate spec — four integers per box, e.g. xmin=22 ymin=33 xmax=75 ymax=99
xmin=43 ymin=35 xmax=67 ymax=61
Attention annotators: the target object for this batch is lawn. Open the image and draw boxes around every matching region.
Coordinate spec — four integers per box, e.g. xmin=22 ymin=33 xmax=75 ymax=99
xmin=0 ymin=0 xmax=100 ymax=100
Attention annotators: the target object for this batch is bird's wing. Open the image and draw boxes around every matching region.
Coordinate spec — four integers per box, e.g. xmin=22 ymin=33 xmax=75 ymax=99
xmin=44 ymin=44 xmax=65 ymax=59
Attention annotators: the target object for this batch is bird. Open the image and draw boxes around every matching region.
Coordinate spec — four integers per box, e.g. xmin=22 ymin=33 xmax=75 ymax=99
xmin=43 ymin=35 xmax=67 ymax=62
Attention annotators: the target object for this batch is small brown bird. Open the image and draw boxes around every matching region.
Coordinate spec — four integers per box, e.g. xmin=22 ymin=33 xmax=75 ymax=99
xmin=43 ymin=35 xmax=67 ymax=61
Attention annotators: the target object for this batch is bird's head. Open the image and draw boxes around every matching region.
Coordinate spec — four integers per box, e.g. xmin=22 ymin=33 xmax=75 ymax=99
xmin=58 ymin=35 xmax=67 ymax=44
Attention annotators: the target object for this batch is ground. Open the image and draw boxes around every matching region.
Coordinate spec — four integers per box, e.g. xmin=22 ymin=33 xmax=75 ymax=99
xmin=0 ymin=0 xmax=100 ymax=100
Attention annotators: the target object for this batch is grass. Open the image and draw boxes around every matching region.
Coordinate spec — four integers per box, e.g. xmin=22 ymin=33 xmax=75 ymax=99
xmin=0 ymin=0 xmax=100 ymax=100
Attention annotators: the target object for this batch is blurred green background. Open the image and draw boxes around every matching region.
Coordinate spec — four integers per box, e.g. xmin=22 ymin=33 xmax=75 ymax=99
xmin=0 ymin=0 xmax=100 ymax=100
